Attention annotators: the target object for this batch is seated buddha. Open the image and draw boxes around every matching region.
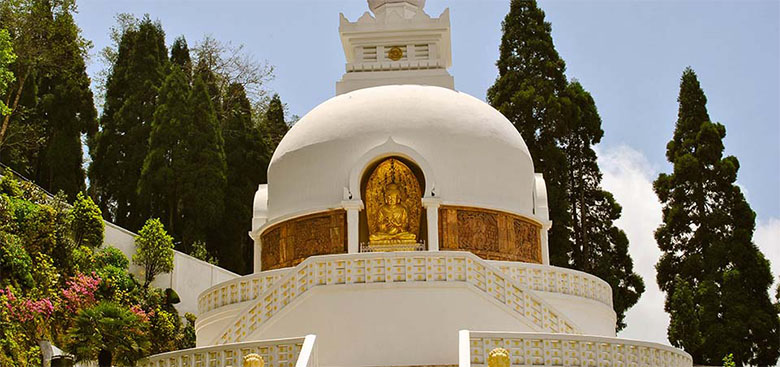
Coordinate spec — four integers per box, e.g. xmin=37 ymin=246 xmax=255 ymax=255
xmin=369 ymin=183 xmax=417 ymax=244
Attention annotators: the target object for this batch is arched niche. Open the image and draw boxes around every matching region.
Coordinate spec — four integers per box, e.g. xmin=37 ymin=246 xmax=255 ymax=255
xmin=357 ymin=155 xmax=428 ymax=249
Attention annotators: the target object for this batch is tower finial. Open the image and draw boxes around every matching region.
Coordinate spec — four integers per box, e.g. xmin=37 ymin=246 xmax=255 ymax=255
xmin=368 ymin=0 xmax=426 ymax=13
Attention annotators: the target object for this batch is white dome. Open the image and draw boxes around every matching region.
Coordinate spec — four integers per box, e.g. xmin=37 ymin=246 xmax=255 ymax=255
xmin=266 ymin=85 xmax=535 ymax=221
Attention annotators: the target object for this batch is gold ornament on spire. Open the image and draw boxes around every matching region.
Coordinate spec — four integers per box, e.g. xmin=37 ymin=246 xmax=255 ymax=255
xmin=365 ymin=158 xmax=421 ymax=249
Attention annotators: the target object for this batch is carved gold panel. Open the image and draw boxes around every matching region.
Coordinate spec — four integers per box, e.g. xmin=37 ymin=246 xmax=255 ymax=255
xmin=438 ymin=206 xmax=542 ymax=263
xmin=261 ymin=210 xmax=347 ymax=270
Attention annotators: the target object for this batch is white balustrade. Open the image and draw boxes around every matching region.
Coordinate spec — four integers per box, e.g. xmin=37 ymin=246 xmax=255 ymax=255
xmin=460 ymin=331 xmax=692 ymax=367
xmin=217 ymin=251 xmax=581 ymax=345
xmin=489 ymin=261 xmax=613 ymax=308
xmin=138 ymin=335 xmax=317 ymax=367
xmin=198 ymin=268 xmax=287 ymax=314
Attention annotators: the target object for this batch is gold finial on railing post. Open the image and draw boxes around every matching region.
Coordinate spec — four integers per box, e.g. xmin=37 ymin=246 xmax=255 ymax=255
xmin=488 ymin=347 xmax=510 ymax=367
xmin=243 ymin=353 xmax=264 ymax=367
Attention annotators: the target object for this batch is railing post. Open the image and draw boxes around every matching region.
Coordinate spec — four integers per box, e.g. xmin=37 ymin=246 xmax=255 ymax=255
xmin=458 ymin=330 xmax=471 ymax=367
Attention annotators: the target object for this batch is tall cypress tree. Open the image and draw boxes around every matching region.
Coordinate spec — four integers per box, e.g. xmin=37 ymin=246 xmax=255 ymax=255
xmin=169 ymin=36 xmax=192 ymax=79
xmin=138 ymin=65 xmax=190 ymax=238
xmin=35 ymin=9 xmax=96 ymax=200
xmin=655 ymin=67 xmax=779 ymax=365
xmin=179 ymin=75 xmax=227 ymax=251
xmin=219 ymin=83 xmax=269 ymax=273
xmin=264 ymin=93 xmax=287 ymax=150
xmin=486 ymin=0 xmax=571 ymax=267
xmin=562 ymin=81 xmax=644 ymax=330
xmin=89 ymin=17 xmax=168 ymax=229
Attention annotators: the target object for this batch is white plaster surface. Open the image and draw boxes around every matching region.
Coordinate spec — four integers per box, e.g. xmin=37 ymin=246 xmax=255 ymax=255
xmin=103 ymin=221 xmax=238 ymax=316
xmin=265 ymin=85 xmax=536 ymax=228
xmin=248 ymin=283 xmax=535 ymax=367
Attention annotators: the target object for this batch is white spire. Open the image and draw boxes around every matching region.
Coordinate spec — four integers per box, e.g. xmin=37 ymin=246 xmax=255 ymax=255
xmin=335 ymin=1 xmax=453 ymax=95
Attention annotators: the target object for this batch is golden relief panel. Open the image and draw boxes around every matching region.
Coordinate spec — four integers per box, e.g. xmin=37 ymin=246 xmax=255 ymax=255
xmin=260 ymin=210 xmax=347 ymax=270
xmin=439 ymin=206 xmax=542 ymax=263
xmin=365 ymin=158 xmax=422 ymax=249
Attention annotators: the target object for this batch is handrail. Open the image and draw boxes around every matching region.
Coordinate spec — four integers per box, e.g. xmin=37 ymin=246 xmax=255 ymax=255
xmin=488 ymin=260 xmax=613 ymax=308
xmin=201 ymin=259 xmax=614 ymax=316
xmin=137 ymin=335 xmax=315 ymax=367
xmin=215 ymin=251 xmax=582 ymax=345
xmin=461 ymin=330 xmax=692 ymax=367
xmin=198 ymin=268 xmax=288 ymax=314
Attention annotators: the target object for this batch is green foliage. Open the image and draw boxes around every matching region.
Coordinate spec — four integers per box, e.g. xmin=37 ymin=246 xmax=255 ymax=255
xmin=89 ymin=16 xmax=168 ymax=230
xmin=487 ymin=0 xmax=571 ymax=267
xmin=0 ymin=28 xmax=15 ymax=116
xmin=67 ymin=301 xmax=150 ymax=367
xmin=179 ymin=75 xmax=227 ymax=248
xmin=219 ymin=83 xmax=268 ymax=273
xmin=190 ymin=240 xmax=217 ymax=265
xmin=139 ymin=64 xmax=190 ymax=237
xmin=178 ymin=313 xmax=197 ymax=349
xmin=70 ymin=192 xmax=104 ymax=248
xmin=723 ymin=353 xmax=735 ymax=367
xmin=488 ymin=1 xmax=642 ymax=329
xmin=0 ymin=1 xmax=95 ymax=199
xmin=263 ymin=93 xmax=288 ymax=150
xmin=0 ymin=169 xmax=21 ymax=197
xmin=133 ymin=218 xmax=174 ymax=287
xmin=655 ymin=68 xmax=779 ymax=365
xmin=170 ymin=36 xmax=192 ymax=79
xmin=0 ymin=232 xmax=33 ymax=288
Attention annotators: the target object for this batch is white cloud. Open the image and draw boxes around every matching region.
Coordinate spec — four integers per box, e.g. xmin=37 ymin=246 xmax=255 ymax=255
xmin=595 ymin=144 xmax=670 ymax=345
xmin=755 ymin=218 xmax=780 ymax=293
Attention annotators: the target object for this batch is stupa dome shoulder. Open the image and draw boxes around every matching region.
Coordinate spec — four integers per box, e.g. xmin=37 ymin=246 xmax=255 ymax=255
xmin=266 ymin=85 xmax=537 ymax=222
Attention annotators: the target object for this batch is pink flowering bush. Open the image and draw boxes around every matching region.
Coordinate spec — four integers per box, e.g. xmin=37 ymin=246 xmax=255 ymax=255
xmin=129 ymin=304 xmax=152 ymax=323
xmin=61 ymin=272 xmax=101 ymax=313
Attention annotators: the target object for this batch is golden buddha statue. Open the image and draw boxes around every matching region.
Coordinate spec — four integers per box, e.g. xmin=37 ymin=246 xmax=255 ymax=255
xmin=369 ymin=183 xmax=417 ymax=244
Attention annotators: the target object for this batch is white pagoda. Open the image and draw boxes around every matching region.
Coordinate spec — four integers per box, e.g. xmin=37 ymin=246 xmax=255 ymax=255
xmin=139 ymin=1 xmax=692 ymax=366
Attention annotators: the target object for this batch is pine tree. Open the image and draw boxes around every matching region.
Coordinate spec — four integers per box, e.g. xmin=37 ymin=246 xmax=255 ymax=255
xmin=562 ymin=81 xmax=644 ymax=330
xmin=264 ymin=93 xmax=287 ymax=150
xmin=219 ymin=83 xmax=269 ymax=273
xmin=486 ymin=0 xmax=571 ymax=267
xmin=89 ymin=17 xmax=168 ymax=229
xmin=169 ymin=36 xmax=191 ymax=79
xmin=35 ymin=9 xmax=96 ymax=200
xmin=655 ymin=67 xmax=779 ymax=365
xmin=138 ymin=65 xmax=190 ymax=238
xmin=179 ymin=75 xmax=227 ymax=251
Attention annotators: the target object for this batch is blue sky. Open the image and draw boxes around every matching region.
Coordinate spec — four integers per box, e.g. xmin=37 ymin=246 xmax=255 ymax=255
xmin=74 ymin=0 xmax=780 ymax=344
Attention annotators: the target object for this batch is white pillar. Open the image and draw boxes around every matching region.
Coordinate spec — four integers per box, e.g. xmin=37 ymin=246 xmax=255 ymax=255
xmin=342 ymin=200 xmax=364 ymax=253
xmin=421 ymin=197 xmax=441 ymax=251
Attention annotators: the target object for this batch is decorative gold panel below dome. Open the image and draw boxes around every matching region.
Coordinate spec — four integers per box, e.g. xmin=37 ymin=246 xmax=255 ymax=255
xmin=261 ymin=210 xmax=347 ymax=270
xmin=438 ymin=206 xmax=542 ymax=263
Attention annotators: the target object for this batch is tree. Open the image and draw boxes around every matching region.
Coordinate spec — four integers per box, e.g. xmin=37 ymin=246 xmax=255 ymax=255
xmin=132 ymin=218 xmax=174 ymax=287
xmin=487 ymin=0 xmax=571 ymax=267
xmin=70 ymin=192 xmax=104 ymax=249
xmin=89 ymin=17 xmax=168 ymax=230
xmin=562 ymin=81 xmax=643 ymax=330
xmin=138 ymin=65 xmax=190 ymax=237
xmin=179 ymin=75 xmax=227 ymax=250
xmin=655 ymin=67 xmax=779 ymax=365
xmin=33 ymin=8 xmax=96 ymax=200
xmin=264 ymin=93 xmax=288 ymax=150
xmin=219 ymin=83 xmax=269 ymax=273
xmin=169 ymin=36 xmax=192 ymax=79
xmin=0 ymin=28 xmax=15 ymax=117
xmin=67 ymin=301 xmax=150 ymax=367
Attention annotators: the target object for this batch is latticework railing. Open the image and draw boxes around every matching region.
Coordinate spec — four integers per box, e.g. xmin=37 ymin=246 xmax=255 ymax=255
xmin=198 ymin=269 xmax=287 ymax=314
xmin=461 ymin=331 xmax=692 ymax=367
xmin=216 ymin=251 xmax=581 ymax=345
xmin=489 ymin=261 xmax=613 ymax=308
xmin=138 ymin=335 xmax=317 ymax=367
